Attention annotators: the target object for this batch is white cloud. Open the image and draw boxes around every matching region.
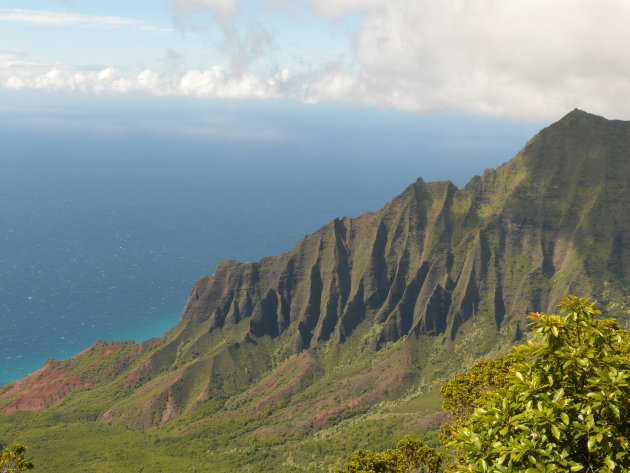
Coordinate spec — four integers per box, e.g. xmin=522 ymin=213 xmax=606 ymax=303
xmin=0 ymin=51 xmax=40 ymax=68
xmin=298 ymin=0 xmax=630 ymax=120
xmin=0 ymin=8 xmax=170 ymax=33
xmin=0 ymin=52 xmax=289 ymax=100
xmin=3 ymin=1 xmax=630 ymax=120
xmin=305 ymin=0 xmax=380 ymax=18
xmin=171 ymin=0 xmax=238 ymax=22
xmin=179 ymin=67 xmax=281 ymax=98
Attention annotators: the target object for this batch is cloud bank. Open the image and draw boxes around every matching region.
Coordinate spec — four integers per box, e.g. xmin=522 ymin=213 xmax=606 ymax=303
xmin=0 ymin=52 xmax=288 ymax=99
xmin=3 ymin=1 xmax=630 ymax=120
xmin=301 ymin=0 xmax=630 ymax=120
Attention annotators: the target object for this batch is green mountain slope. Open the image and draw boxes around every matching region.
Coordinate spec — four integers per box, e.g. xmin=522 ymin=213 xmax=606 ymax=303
xmin=1 ymin=109 xmax=629 ymax=472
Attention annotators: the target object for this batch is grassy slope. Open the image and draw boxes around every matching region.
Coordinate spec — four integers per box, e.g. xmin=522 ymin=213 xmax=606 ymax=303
xmin=0 ymin=388 xmax=443 ymax=473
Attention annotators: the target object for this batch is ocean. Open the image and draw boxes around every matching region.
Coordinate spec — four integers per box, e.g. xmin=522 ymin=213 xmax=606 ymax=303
xmin=0 ymin=94 xmax=543 ymax=383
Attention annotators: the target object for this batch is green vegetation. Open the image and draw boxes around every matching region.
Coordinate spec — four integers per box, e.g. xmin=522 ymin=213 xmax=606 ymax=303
xmin=5 ymin=297 xmax=624 ymax=473
xmin=0 ymin=348 xmax=444 ymax=473
xmin=334 ymin=436 xmax=442 ymax=473
xmin=2 ymin=110 xmax=630 ymax=472
xmin=336 ymin=296 xmax=629 ymax=473
xmin=0 ymin=444 xmax=33 ymax=472
xmin=439 ymin=354 xmax=519 ymax=443
xmin=450 ymin=296 xmax=629 ymax=473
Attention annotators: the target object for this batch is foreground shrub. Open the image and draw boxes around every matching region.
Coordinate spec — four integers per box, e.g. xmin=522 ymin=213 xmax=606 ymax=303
xmin=450 ymin=296 xmax=630 ymax=473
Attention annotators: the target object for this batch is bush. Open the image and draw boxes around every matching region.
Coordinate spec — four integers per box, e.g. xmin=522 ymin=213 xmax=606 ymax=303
xmin=0 ymin=444 xmax=34 ymax=472
xmin=449 ymin=296 xmax=630 ymax=473
xmin=334 ymin=436 xmax=443 ymax=473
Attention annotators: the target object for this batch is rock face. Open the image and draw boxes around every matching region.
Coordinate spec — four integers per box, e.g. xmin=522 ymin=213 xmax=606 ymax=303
xmin=173 ymin=109 xmax=630 ymax=354
xmin=1 ymin=109 xmax=629 ymax=431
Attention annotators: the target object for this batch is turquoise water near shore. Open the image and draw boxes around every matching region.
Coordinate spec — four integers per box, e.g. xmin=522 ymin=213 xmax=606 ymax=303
xmin=0 ymin=96 xmax=543 ymax=384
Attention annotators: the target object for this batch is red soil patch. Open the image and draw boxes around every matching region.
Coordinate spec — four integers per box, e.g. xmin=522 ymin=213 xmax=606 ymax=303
xmin=285 ymin=343 xmax=416 ymax=429
xmin=230 ymin=351 xmax=318 ymax=413
xmin=0 ymin=360 xmax=96 ymax=413
xmin=0 ymin=340 xmax=140 ymax=414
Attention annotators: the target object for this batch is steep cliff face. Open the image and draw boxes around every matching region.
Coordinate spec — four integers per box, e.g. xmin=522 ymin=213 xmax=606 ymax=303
xmin=163 ymin=109 xmax=629 ymax=356
xmin=2 ymin=109 xmax=629 ymax=432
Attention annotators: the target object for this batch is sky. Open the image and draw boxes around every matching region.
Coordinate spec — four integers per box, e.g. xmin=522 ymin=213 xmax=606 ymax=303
xmin=1 ymin=0 xmax=630 ymax=121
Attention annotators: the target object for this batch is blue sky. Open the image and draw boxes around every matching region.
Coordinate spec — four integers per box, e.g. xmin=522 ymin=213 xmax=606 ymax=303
xmin=1 ymin=0 xmax=630 ymax=121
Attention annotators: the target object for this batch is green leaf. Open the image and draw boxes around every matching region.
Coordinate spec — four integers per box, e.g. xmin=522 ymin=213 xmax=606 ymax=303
xmin=551 ymin=424 xmax=561 ymax=440
xmin=610 ymin=404 xmax=620 ymax=417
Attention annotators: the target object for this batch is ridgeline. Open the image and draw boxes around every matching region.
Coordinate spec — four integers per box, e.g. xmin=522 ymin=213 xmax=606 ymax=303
xmin=1 ymin=109 xmax=629 ymax=472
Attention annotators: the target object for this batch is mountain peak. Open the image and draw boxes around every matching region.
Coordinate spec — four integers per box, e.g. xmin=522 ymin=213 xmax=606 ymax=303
xmin=507 ymin=108 xmax=629 ymax=191
xmin=556 ymin=108 xmax=608 ymax=126
xmin=567 ymin=108 xmax=594 ymax=117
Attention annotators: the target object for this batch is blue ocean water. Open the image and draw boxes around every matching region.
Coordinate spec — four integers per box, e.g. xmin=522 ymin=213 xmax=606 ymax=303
xmin=0 ymin=94 xmax=544 ymax=384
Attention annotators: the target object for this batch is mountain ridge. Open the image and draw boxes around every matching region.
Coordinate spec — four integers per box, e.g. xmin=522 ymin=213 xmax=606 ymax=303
xmin=1 ymin=109 xmax=629 ymax=472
